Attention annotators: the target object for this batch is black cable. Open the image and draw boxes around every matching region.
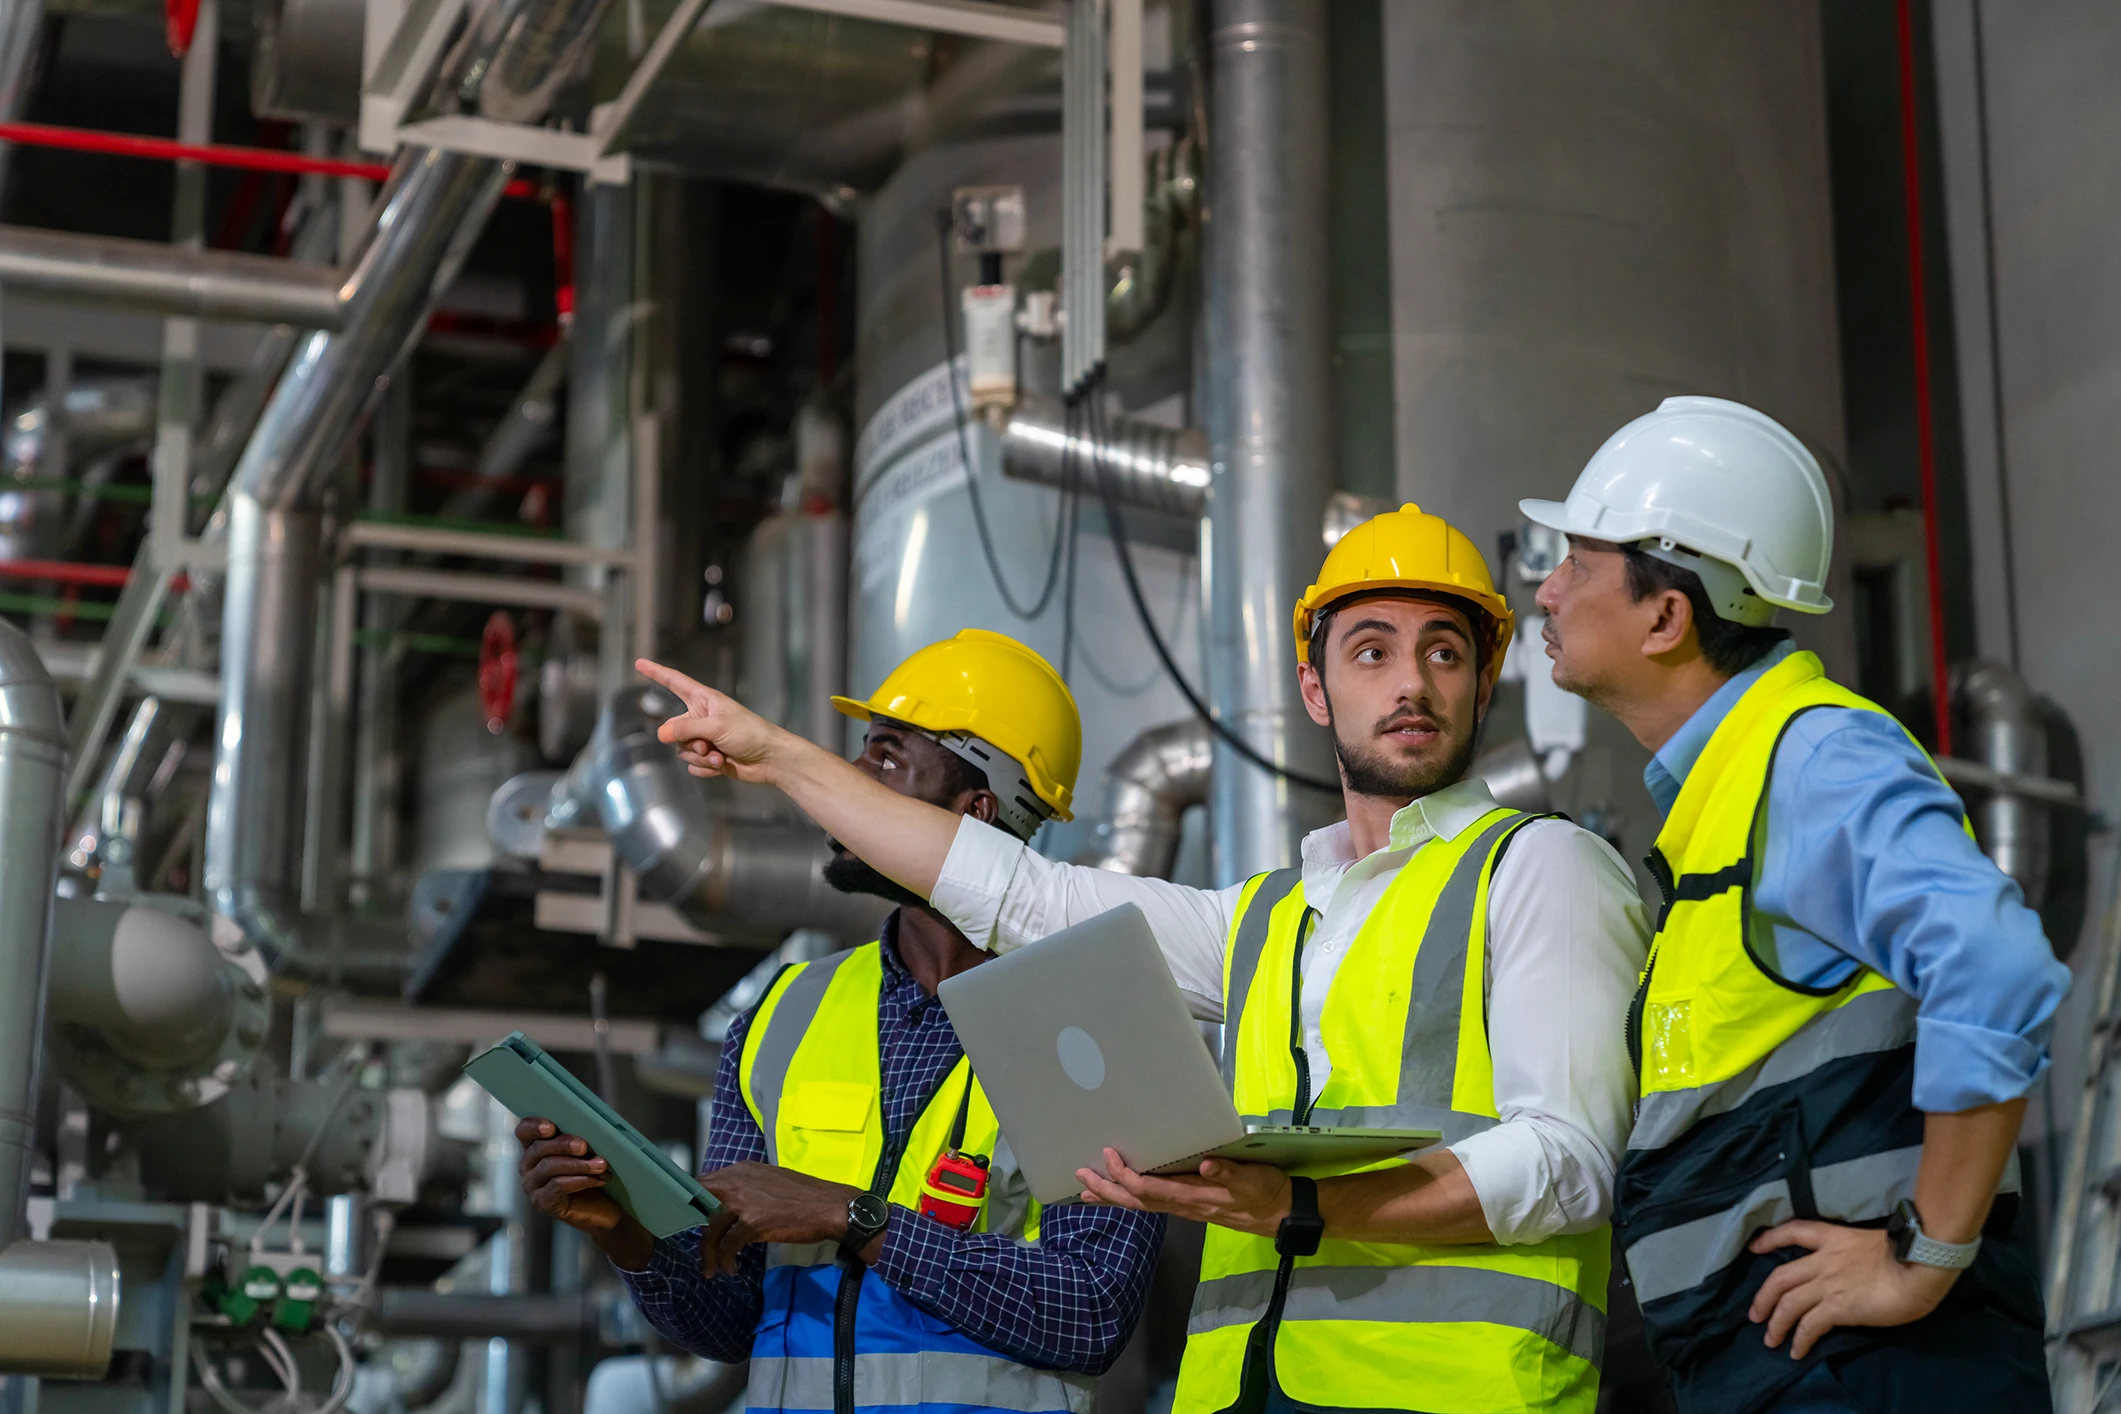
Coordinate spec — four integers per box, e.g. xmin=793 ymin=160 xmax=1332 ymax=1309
xmin=1059 ymin=391 xmax=1084 ymax=682
xmin=935 ymin=210 xmax=1071 ymax=621
xmin=1081 ymin=366 xmax=1340 ymax=794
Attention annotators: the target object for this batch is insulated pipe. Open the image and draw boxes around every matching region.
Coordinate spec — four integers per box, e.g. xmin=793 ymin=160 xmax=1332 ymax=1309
xmin=0 ymin=225 xmax=345 ymax=327
xmin=1953 ymin=660 xmax=2050 ymax=911
xmin=1201 ymin=0 xmax=1337 ymax=881
xmin=47 ymin=899 xmax=234 ymax=1074
xmin=1073 ymin=718 xmax=1212 ymax=879
xmin=1000 ymin=393 xmax=1210 ymax=519
xmin=0 ymin=617 xmax=120 ymax=1378
xmin=584 ymin=685 xmax=890 ymax=942
xmin=206 ymin=0 xmax=620 ymax=964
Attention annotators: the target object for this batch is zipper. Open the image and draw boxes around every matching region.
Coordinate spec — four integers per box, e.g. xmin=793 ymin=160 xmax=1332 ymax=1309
xmin=832 ymin=1253 xmax=861 ymax=1414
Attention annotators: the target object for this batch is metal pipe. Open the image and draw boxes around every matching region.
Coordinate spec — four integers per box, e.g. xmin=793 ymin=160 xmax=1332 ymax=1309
xmin=0 ymin=617 xmax=120 ymax=1379
xmin=0 ymin=0 xmax=47 ymax=202
xmin=1000 ymin=392 xmax=1209 ymax=519
xmin=62 ymin=695 xmax=190 ymax=881
xmin=584 ymin=685 xmax=889 ymax=942
xmin=0 ymin=225 xmax=345 ymax=327
xmin=0 ymin=617 xmax=64 ymax=1245
xmin=1201 ymin=0 xmax=1337 ymax=882
xmin=1073 ymin=718 xmax=1212 ymax=878
xmin=47 ymin=899 xmax=235 ymax=1074
xmin=368 ymin=1291 xmax=596 ymax=1341
xmin=207 ymin=0 xmax=622 ymax=964
xmin=1952 ymin=660 xmax=2052 ymax=910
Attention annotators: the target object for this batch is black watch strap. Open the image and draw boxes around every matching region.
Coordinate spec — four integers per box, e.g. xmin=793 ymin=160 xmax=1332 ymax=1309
xmin=1276 ymin=1176 xmax=1324 ymax=1258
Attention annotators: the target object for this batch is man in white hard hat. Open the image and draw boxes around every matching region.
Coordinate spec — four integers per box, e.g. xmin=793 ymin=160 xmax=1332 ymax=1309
xmin=1524 ymin=395 xmax=2066 ymax=1412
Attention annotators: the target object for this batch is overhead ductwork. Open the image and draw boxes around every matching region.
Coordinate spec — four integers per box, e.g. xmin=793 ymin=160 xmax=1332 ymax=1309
xmin=1074 ymin=718 xmax=1212 ymax=879
xmin=567 ymin=684 xmax=889 ymax=943
xmin=205 ymin=0 xmax=621 ymax=968
xmin=0 ymin=374 xmax=158 ymax=565
xmin=0 ymin=618 xmax=120 ymax=1378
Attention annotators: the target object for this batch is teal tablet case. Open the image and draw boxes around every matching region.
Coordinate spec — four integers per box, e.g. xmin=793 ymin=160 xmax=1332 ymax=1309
xmin=463 ymin=1031 xmax=722 ymax=1238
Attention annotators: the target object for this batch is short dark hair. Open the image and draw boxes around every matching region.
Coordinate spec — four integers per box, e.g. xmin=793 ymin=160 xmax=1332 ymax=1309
xmin=1307 ymin=590 xmax=1494 ymax=682
xmin=1622 ymin=548 xmax=1789 ymax=676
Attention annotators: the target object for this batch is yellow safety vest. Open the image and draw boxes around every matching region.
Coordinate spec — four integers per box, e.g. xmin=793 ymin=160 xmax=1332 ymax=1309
xmin=737 ymin=942 xmax=1088 ymax=1414
xmin=1173 ymin=808 xmax=1609 ymax=1414
xmin=1613 ymin=650 xmax=2007 ymax=1377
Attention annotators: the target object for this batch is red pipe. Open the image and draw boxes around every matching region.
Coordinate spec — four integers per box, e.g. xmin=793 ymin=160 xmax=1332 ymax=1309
xmin=0 ymin=559 xmax=189 ymax=591
xmin=0 ymin=121 xmax=542 ymax=200
xmin=549 ymin=191 xmax=575 ymax=326
xmin=1895 ymin=0 xmax=1954 ymax=757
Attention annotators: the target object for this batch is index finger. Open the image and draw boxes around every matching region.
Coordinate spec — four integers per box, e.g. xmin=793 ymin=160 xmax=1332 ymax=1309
xmin=636 ymin=658 xmax=713 ymax=710
xmin=515 ymin=1117 xmax=557 ymax=1147
xmin=1749 ymin=1221 xmax=1828 ymax=1255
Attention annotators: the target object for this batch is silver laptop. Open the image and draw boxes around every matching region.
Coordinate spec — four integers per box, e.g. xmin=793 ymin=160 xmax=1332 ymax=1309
xmin=937 ymin=903 xmax=1438 ymax=1204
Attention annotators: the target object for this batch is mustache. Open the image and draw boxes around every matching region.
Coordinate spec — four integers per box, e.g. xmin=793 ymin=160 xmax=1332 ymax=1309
xmin=1374 ymin=709 xmax=1443 ymax=736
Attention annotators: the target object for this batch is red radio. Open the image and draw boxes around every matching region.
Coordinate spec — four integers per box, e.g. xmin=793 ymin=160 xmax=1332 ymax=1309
xmin=919 ymin=1149 xmax=990 ymax=1230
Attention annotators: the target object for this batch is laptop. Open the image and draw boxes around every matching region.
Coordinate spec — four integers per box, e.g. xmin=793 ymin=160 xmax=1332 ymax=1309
xmin=938 ymin=904 xmax=1438 ymax=1204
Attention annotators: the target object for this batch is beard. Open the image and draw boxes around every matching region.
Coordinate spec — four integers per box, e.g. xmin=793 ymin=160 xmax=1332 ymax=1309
xmin=1330 ymin=706 xmax=1478 ymax=801
xmin=823 ymin=848 xmax=928 ymax=909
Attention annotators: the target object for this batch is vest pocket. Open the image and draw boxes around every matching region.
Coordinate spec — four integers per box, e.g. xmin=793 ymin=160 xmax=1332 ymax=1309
xmin=784 ymin=1080 xmax=875 ymax=1180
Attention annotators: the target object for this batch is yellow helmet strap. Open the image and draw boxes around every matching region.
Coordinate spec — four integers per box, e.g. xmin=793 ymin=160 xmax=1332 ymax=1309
xmin=928 ymin=729 xmax=1051 ymax=842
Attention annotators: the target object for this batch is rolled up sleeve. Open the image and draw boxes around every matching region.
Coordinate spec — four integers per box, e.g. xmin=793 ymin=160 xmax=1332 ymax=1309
xmin=1757 ymin=710 xmax=2072 ymax=1113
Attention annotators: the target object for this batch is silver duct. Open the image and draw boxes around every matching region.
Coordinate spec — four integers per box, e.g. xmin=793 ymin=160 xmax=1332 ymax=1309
xmin=1073 ymin=718 xmax=1212 ymax=879
xmin=579 ymin=684 xmax=889 ymax=943
xmin=1000 ymin=393 xmax=1210 ymax=519
xmin=207 ymin=0 xmax=620 ymax=963
xmin=1469 ymin=738 xmax=1551 ymax=815
xmin=1953 ymin=661 xmax=2051 ymax=911
xmin=0 ymin=374 xmax=158 ymax=565
xmin=0 ymin=0 xmax=44 ymax=198
xmin=0 ymin=618 xmax=120 ymax=1378
xmin=0 ymin=225 xmax=346 ymax=327
xmin=62 ymin=695 xmax=193 ymax=886
xmin=1202 ymin=0 xmax=1336 ymax=882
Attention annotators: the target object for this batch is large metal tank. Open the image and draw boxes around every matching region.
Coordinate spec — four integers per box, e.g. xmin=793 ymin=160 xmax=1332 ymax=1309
xmin=853 ymin=130 xmax=1205 ymax=862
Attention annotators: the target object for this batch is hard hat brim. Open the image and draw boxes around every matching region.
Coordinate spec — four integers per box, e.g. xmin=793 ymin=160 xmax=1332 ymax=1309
xmin=1518 ymin=497 xmax=1589 ymax=537
xmin=1517 ymin=497 xmax=1834 ymax=615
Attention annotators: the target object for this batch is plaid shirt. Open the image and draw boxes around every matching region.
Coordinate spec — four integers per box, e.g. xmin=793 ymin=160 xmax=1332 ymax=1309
xmin=616 ymin=914 xmax=1165 ymax=1374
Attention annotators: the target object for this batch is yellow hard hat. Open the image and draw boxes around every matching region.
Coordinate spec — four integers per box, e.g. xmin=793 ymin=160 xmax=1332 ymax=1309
xmin=1292 ymin=503 xmax=1514 ymax=670
xmin=831 ymin=629 xmax=1081 ymax=827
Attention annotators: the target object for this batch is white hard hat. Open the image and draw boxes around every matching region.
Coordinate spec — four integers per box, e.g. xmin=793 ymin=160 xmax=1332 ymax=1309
xmin=1520 ymin=396 xmax=1834 ymax=625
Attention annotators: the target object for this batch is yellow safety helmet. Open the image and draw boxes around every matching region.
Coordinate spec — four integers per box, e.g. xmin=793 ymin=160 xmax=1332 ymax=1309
xmin=1292 ymin=503 xmax=1515 ymax=671
xmin=831 ymin=629 xmax=1081 ymax=835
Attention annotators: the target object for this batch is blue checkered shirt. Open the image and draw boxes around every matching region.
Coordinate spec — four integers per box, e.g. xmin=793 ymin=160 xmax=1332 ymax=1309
xmin=615 ymin=914 xmax=1165 ymax=1374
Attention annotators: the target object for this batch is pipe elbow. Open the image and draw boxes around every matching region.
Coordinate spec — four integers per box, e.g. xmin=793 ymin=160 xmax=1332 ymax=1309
xmin=1076 ymin=718 xmax=1213 ymax=877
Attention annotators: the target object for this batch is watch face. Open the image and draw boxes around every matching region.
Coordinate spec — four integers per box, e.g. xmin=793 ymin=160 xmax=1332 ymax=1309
xmin=1887 ymin=1199 xmax=1916 ymax=1260
xmin=850 ymin=1192 xmax=889 ymax=1232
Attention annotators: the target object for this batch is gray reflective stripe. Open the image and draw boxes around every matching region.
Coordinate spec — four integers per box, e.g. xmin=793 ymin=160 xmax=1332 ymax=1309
xmin=1394 ymin=812 xmax=1526 ymax=1112
xmin=764 ymin=1241 xmax=841 ymax=1270
xmin=747 ymin=947 xmax=861 ymax=1165
xmin=1220 ymin=869 xmax=1302 ymax=1090
xmin=1240 ymin=1105 xmax=1499 ymax=1145
xmin=745 ymin=1351 xmax=1095 ymax=1413
xmin=1623 ymin=1144 xmax=1927 ymax=1304
xmin=1628 ymin=987 xmax=1918 ymax=1152
xmin=1187 ymin=1262 xmax=1605 ymax=1369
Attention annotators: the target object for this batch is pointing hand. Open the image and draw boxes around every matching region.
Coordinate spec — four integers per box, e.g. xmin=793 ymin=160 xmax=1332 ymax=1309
xmin=635 ymin=659 xmax=787 ymax=783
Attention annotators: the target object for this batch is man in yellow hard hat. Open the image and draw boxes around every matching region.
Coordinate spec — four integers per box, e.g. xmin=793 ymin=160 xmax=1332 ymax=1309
xmin=516 ymin=630 xmax=1164 ymax=1414
xmin=639 ymin=506 xmax=1651 ymax=1413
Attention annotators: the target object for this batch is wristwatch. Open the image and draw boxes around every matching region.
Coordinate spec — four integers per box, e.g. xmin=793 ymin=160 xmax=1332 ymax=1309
xmin=1276 ymin=1176 xmax=1324 ymax=1258
xmin=1886 ymin=1199 xmax=1981 ymax=1270
xmin=845 ymin=1191 xmax=890 ymax=1249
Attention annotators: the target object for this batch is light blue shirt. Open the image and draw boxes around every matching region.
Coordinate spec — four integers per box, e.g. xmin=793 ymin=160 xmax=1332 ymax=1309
xmin=1645 ymin=641 xmax=2071 ymax=1113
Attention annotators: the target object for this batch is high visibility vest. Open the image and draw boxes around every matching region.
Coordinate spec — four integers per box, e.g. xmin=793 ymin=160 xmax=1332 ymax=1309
xmin=1614 ymin=650 xmax=2031 ymax=1386
xmin=1173 ymin=808 xmax=1610 ymax=1414
xmin=738 ymin=942 xmax=1092 ymax=1414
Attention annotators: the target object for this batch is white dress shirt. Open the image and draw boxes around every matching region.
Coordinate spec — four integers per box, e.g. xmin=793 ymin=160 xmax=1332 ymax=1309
xmin=930 ymin=778 xmax=1650 ymax=1246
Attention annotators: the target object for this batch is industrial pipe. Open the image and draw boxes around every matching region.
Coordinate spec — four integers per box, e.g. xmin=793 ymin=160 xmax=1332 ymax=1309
xmin=1000 ymin=393 xmax=1209 ymax=519
xmin=1953 ymin=660 xmax=2051 ymax=911
xmin=0 ymin=225 xmax=345 ymax=327
xmin=0 ymin=617 xmax=119 ymax=1377
xmin=207 ymin=0 xmax=620 ymax=966
xmin=1201 ymin=0 xmax=1337 ymax=881
xmin=1074 ymin=718 xmax=1212 ymax=879
xmin=579 ymin=685 xmax=889 ymax=942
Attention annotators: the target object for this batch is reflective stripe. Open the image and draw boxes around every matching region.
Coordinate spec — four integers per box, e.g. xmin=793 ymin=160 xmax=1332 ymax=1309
xmin=1629 ymin=987 xmax=1918 ymax=1152
xmin=748 ymin=949 xmax=858 ymax=1165
xmin=1623 ymin=1144 xmax=1927 ymax=1304
xmin=1187 ymin=1263 xmax=1606 ymax=1369
xmin=745 ymin=1351 xmax=1095 ymax=1413
xmin=1238 ymin=1104 xmax=1499 ymax=1145
xmin=1220 ymin=869 xmax=1300 ymax=1090
xmin=764 ymin=1241 xmax=841 ymax=1270
xmin=1394 ymin=812 xmax=1525 ymax=1111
